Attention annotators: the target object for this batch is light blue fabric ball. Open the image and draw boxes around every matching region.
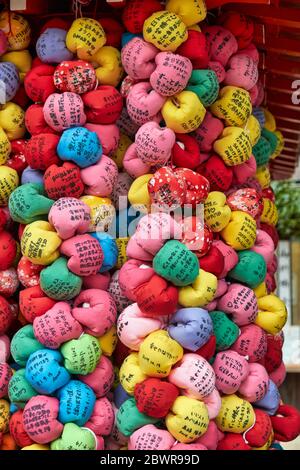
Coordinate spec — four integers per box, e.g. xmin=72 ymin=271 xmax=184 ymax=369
xmin=57 ymin=127 xmax=102 ymax=168
xmin=36 ymin=28 xmax=74 ymax=64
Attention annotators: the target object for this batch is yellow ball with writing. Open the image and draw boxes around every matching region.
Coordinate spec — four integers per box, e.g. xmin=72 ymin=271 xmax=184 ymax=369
xmin=166 ymin=396 xmax=209 ymax=443
xmin=216 ymin=394 xmax=255 ymax=433
xmin=98 ymin=325 xmax=117 ymax=356
xmin=0 ymin=165 xmax=18 ymax=206
xmin=213 ymin=127 xmax=252 ymax=166
xmin=0 ymin=399 xmax=10 ymax=433
xmin=162 ymin=91 xmax=206 ymax=134
xmin=0 ymin=102 xmax=25 ymax=140
xmin=111 ymin=133 xmax=132 ymax=170
xmin=255 ymin=294 xmax=287 ymax=335
xmin=128 ymin=174 xmax=152 ymax=211
xmin=116 ymin=237 xmax=129 ymax=269
xmin=244 ymin=115 xmax=261 ymax=146
xmin=211 ymin=86 xmax=252 ymax=127
xmin=93 ymin=46 xmax=123 ymax=87
xmin=66 ymin=18 xmax=106 ymax=61
xmin=221 ymin=210 xmax=257 ymax=251
xmin=1 ymin=50 xmax=32 ymax=82
xmin=0 ymin=127 xmax=11 ymax=165
xmin=256 ymin=166 xmax=271 ymax=189
xmin=80 ymin=195 xmax=115 ymax=232
xmin=179 ymin=269 xmax=217 ymax=308
xmin=166 ymin=0 xmax=207 ymax=27
xmin=119 ymin=352 xmax=147 ymax=395
xmin=204 ymin=191 xmax=232 ymax=232
xmin=260 ymin=198 xmax=278 ymax=226
xmin=262 ymin=108 xmax=276 ymax=132
xmin=143 ymin=11 xmax=188 ymax=52
xmin=21 ymin=221 xmax=62 ymax=266
xmin=0 ymin=11 xmax=31 ymax=51
xmin=138 ymin=330 xmax=183 ymax=378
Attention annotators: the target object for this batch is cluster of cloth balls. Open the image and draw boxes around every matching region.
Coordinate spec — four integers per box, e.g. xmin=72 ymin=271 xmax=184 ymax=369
xmin=0 ymin=0 xmax=300 ymax=451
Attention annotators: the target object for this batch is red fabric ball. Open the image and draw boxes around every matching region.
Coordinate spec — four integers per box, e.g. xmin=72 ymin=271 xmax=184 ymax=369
xmin=172 ymin=134 xmax=201 ymax=170
xmin=227 ymin=188 xmax=263 ymax=219
xmin=113 ymin=340 xmax=131 ymax=369
xmin=25 ymin=104 xmax=57 ymax=135
xmin=9 ymin=410 xmax=34 ymax=448
xmin=199 ymin=245 xmax=225 ymax=278
xmin=217 ymin=11 xmax=254 ymax=50
xmin=244 ymin=409 xmax=273 ymax=448
xmin=0 ymin=295 xmax=13 ymax=335
xmin=19 ymin=285 xmax=56 ymax=323
xmin=122 ymin=0 xmax=162 ymax=34
xmin=0 ymin=209 xmax=6 ymax=231
xmin=271 ymin=405 xmax=300 ymax=442
xmin=44 ymin=162 xmax=84 ymax=200
xmin=175 ymin=169 xmax=210 ymax=206
xmin=12 ymin=84 xmax=30 ymax=109
xmin=260 ymin=223 xmax=279 ymax=249
xmin=17 ymin=256 xmax=43 ymax=288
xmin=99 ymin=17 xmax=124 ymax=48
xmin=25 ymin=134 xmax=60 ymax=170
xmin=54 ymin=61 xmax=97 ymax=94
xmin=134 ymin=274 xmax=178 ymax=317
xmin=265 ymin=272 xmax=276 ymax=294
xmin=193 ymin=334 xmax=216 ymax=360
xmin=0 ymin=362 xmax=13 ymax=398
xmin=82 ymin=87 xmax=123 ymax=125
xmin=134 ymin=378 xmax=179 ymax=418
xmin=5 ymin=140 xmax=27 ymax=175
xmin=262 ymin=187 xmax=275 ymax=203
xmin=0 ymin=267 xmax=19 ymax=297
xmin=181 ymin=217 xmax=213 ymax=258
xmin=24 ymin=65 xmax=56 ymax=103
xmin=40 ymin=19 xmax=71 ymax=33
xmin=198 ymin=154 xmax=233 ymax=192
xmin=0 ymin=231 xmax=17 ymax=271
xmin=259 ymin=334 xmax=282 ymax=374
xmin=217 ymin=433 xmax=251 ymax=450
xmin=148 ymin=167 xmax=186 ymax=209
xmin=177 ymin=30 xmax=209 ymax=69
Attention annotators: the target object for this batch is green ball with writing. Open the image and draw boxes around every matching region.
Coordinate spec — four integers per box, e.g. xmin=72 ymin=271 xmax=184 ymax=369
xmin=40 ymin=257 xmax=82 ymax=300
xmin=8 ymin=369 xmax=38 ymax=408
xmin=261 ymin=128 xmax=279 ymax=155
xmin=116 ymin=398 xmax=159 ymax=437
xmin=187 ymin=69 xmax=219 ymax=107
xmin=210 ymin=311 xmax=239 ymax=351
xmin=153 ymin=240 xmax=199 ymax=287
xmin=10 ymin=325 xmax=45 ymax=366
xmin=60 ymin=334 xmax=101 ymax=375
xmin=252 ymin=136 xmax=272 ymax=167
xmin=228 ymin=250 xmax=267 ymax=289
xmin=9 ymin=183 xmax=54 ymax=224
xmin=50 ymin=423 xmax=96 ymax=450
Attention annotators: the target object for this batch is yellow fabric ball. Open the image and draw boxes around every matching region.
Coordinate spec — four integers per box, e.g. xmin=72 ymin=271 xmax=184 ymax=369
xmin=178 ymin=269 xmax=217 ymax=307
xmin=166 ymin=396 xmax=209 ymax=443
xmin=260 ymin=198 xmax=278 ymax=226
xmin=0 ymin=127 xmax=11 ymax=165
xmin=1 ymin=50 xmax=32 ymax=82
xmin=93 ymin=46 xmax=123 ymax=87
xmin=162 ymin=91 xmax=206 ymax=133
xmin=216 ymin=394 xmax=255 ymax=433
xmin=244 ymin=115 xmax=261 ymax=146
xmin=256 ymin=166 xmax=271 ymax=189
xmin=111 ymin=133 xmax=132 ymax=170
xmin=0 ymin=102 xmax=25 ymax=140
xmin=98 ymin=325 xmax=117 ymax=356
xmin=262 ymin=108 xmax=276 ymax=132
xmin=21 ymin=221 xmax=62 ymax=266
xmin=204 ymin=191 xmax=232 ymax=232
xmin=210 ymin=86 xmax=252 ymax=127
xmin=221 ymin=210 xmax=257 ymax=251
xmin=188 ymin=25 xmax=201 ymax=32
xmin=119 ymin=352 xmax=147 ymax=395
xmin=143 ymin=11 xmax=188 ymax=52
xmin=138 ymin=330 xmax=183 ymax=378
xmin=213 ymin=126 xmax=252 ymax=166
xmin=166 ymin=0 xmax=207 ymax=27
xmin=255 ymin=294 xmax=287 ymax=335
xmin=66 ymin=18 xmax=106 ymax=61
xmin=80 ymin=195 xmax=115 ymax=232
xmin=22 ymin=444 xmax=49 ymax=450
xmin=254 ymin=282 xmax=268 ymax=299
xmin=116 ymin=237 xmax=129 ymax=269
xmin=128 ymin=174 xmax=152 ymax=211
xmin=0 ymin=399 xmax=10 ymax=433
xmin=0 ymin=11 xmax=31 ymax=51
xmin=0 ymin=165 xmax=18 ymax=206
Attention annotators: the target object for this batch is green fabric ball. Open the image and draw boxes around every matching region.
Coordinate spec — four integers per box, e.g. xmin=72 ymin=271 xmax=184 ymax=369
xmin=10 ymin=325 xmax=45 ymax=366
xmin=40 ymin=257 xmax=82 ymax=300
xmin=60 ymin=334 xmax=101 ymax=375
xmin=8 ymin=369 xmax=38 ymax=408
xmin=186 ymin=69 xmax=219 ymax=107
xmin=153 ymin=240 xmax=199 ymax=287
xmin=252 ymin=136 xmax=272 ymax=167
xmin=228 ymin=250 xmax=267 ymax=288
xmin=50 ymin=423 xmax=96 ymax=450
xmin=8 ymin=183 xmax=54 ymax=224
xmin=116 ymin=398 xmax=159 ymax=437
xmin=261 ymin=128 xmax=279 ymax=155
xmin=210 ymin=311 xmax=239 ymax=351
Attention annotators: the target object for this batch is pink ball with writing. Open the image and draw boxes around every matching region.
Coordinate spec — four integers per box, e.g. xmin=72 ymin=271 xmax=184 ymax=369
xmin=213 ymin=240 xmax=239 ymax=278
xmin=60 ymin=234 xmax=103 ymax=276
xmin=135 ymin=122 xmax=176 ymax=166
xmin=80 ymin=155 xmax=118 ymax=197
xmin=48 ymin=197 xmax=91 ymax=240
xmin=201 ymin=388 xmax=222 ymax=419
xmin=251 ymin=229 xmax=274 ymax=265
xmin=150 ymin=52 xmax=192 ymax=97
xmin=78 ymin=355 xmax=114 ymax=398
xmin=204 ymin=25 xmax=238 ymax=67
xmin=0 ymin=363 xmax=12 ymax=398
xmin=43 ymin=92 xmax=86 ymax=132
xmin=196 ymin=421 xmax=223 ymax=450
xmin=121 ymin=37 xmax=158 ymax=80
xmin=85 ymin=397 xmax=114 ymax=436
xmin=225 ymin=54 xmax=258 ymax=90
xmin=193 ymin=112 xmax=224 ymax=153
xmin=0 ymin=335 xmax=10 ymax=363
xmin=217 ymin=283 xmax=258 ymax=326
xmin=171 ymin=443 xmax=207 ymax=450
xmin=23 ymin=396 xmax=63 ymax=444
xmin=128 ymin=425 xmax=175 ymax=451
xmin=123 ymin=143 xmax=151 ymax=179
xmin=213 ymin=350 xmax=249 ymax=394
xmin=126 ymin=82 xmax=166 ymax=126
xmin=85 ymin=123 xmax=120 ymax=156
xmin=232 ymin=154 xmax=257 ymax=185
xmin=119 ymin=260 xmax=154 ymax=301
xmin=238 ymin=362 xmax=269 ymax=402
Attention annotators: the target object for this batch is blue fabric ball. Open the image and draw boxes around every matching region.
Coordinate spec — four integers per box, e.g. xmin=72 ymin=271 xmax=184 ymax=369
xmin=0 ymin=62 xmax=20 ymax=103
xmin=57 ymin=380 xmax=96 ymax=426
xmin=168 ymin=308 xmax=213 ymax=352
xmin=25 ymin=349 xmax=70 ymax=394
xmin=91 ymin=232 xmax=118 ymax=272
xmin=57 ymin=127 xmax=102 ymax=168
xmin=36 ymin=28 xmax=74 ymax=64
